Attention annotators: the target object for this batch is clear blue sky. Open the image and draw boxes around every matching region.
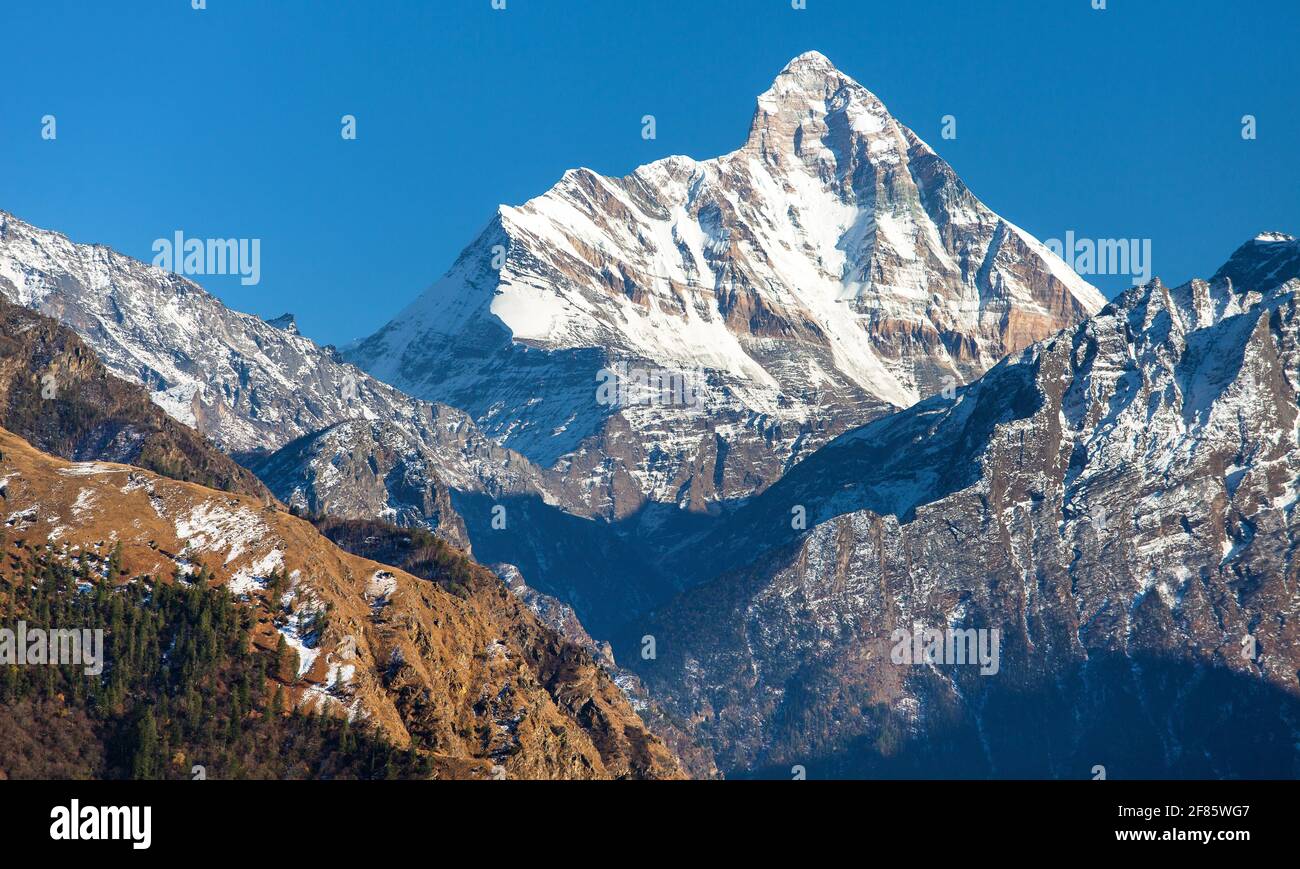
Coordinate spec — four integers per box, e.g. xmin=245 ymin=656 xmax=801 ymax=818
xmin=3 ymin=0 xmax=1296 ymax=345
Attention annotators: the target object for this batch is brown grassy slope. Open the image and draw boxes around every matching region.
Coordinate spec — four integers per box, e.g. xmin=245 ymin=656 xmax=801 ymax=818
xmin=0 ymin=296 xmax=272 ymax=501
xmin=311 ymin=515 xmax=709 ymax=778
xmin=0 ymin=426 xmax=684 ymax=779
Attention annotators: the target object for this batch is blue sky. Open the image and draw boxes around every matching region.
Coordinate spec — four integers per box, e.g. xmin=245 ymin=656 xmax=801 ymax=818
xmin=2 ymin=0 xmax=1296 ymax=345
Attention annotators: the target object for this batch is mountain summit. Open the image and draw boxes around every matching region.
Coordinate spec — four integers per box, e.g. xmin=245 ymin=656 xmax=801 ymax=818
xmin=744 ymin=49 xmax=894 ymax=157
xmin=348 ymin=53 xmax=1103 ymax=517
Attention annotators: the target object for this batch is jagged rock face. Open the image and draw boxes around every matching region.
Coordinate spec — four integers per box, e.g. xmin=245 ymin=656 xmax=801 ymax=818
xmin=348 ymin=51 xmax=1103 ymax=517
xmin=626 ymin=236 xmax=1300 ymax=778
xmin=0 ymin=427 xmax=684 ymax=779
xmin=0 ymin=209 xmax=550 ymax=527
xmin=0 ymin=209 xmax=358 ymax=452
xmin=248 ymin=420 xmax=472 ymax=550
xmin=493 ymin=563 xmax=611 ymax=665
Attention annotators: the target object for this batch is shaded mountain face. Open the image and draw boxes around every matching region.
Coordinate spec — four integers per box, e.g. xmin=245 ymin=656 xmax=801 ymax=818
xmin=487 ymin=561 xmax=721 ymax=780
xmin=348 ymin=51 xmax=1103 ymax=518
xmin=0 ymin=426 xmax=683 ymax=779
xmin=0 ymin=296 xmax=272 ymax=502
xmin=624 ymin=235 xmax=1300 ymax=778
xmin=1211 ymin=231 xmax=1300 ymax=292
xmin=0 ymin=208 xmax=553 ymax=535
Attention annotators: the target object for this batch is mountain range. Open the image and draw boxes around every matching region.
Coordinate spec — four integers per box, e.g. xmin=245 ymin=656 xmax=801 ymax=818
xmin=0 ymin=208 xmax=550 ymax=547
xmin=1 ymin=52 xmax=1296 ymax=779
xmin=624 ymin=232 xmax=1300 ymax=776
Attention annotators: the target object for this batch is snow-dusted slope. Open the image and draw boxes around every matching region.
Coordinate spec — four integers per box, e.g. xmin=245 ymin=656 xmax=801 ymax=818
xmin=631 ymin=234 xmax=1300 ymax=776
xmin=246 ymin=419 xmax=472 ymax=548
xmin=1212 ymin=231 xmax=1300 ymax=292
xmin=0 ymin=425 xmax=684 ymax=780
xmin=349 ymin=51 xmax=1103 ymax=515
xmin=0 ymin=208 xmax=551 ymax=528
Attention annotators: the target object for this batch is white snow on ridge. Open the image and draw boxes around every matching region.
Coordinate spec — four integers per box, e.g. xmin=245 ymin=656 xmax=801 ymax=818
xmin=56 ymin=462 xmax=123 ymax=477
xmin=227 ymin=549 xmax=284 ymax=596
xmin=151 ymin=381 xmax=203 ymax=428
xmin=174 ymin=501 xmax=273 ymax=566
xmin=343 ymin=51 xmax=1103 ymax=511
xmin=1005 ymin=220 xmax=1109 ymax=313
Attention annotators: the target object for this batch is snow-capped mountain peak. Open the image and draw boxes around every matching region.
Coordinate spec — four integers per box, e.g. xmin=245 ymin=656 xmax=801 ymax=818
xmin=348 ymin=52 xmax=1104 ymax=515
xmin=745 ymin=49 xmax=899 ymax=160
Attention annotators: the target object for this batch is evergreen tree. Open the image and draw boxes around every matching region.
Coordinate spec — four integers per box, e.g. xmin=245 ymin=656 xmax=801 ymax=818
xmin=275 ymin=634 xmax=298 ymax=683
xmin=0 ymin=541 xmax=427 ymax=779
xmin=132 ymin=708 xmax=159 ymax=779
xmin=107 ymin=540 xmax=123 ymax=578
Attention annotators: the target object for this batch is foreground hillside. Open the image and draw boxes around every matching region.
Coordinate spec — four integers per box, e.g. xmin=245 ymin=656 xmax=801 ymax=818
xmin=0 ymin=427 xmax=683 ymax=779
xmin=0 ymin=295 xmax=272 ymax=501
xmin=0 ymin=548 xmax=430 ymax=780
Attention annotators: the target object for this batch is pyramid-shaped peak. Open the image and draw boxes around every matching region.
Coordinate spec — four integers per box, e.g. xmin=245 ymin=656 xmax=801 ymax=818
xmin=780 ymin=50 xmax=838 ymax=73
xmin=264 ymin=312 xmax=299 ymax=334
xmin=747 ymin=51 xmax=891 ymax=156
xmin=765 ymin=50 xmax=868 ymax=96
